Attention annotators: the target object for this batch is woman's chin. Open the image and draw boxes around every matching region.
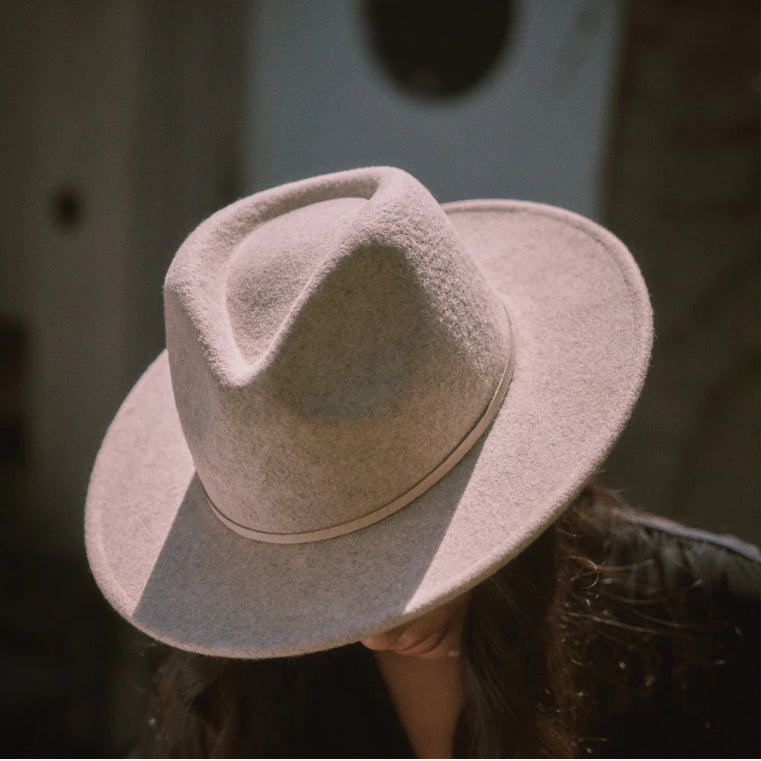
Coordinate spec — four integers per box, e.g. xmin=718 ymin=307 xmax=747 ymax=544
xmin=384 ymin=630 xmax=462 ymax=660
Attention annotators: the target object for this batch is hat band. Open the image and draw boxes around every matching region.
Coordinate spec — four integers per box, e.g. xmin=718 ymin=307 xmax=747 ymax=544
xmin=203 ymin=347 xmax=515 ymax=545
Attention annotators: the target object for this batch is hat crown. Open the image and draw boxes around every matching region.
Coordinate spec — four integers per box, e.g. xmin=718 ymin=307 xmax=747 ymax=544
xmin=164 ymin=167 xmax=511 ymax=539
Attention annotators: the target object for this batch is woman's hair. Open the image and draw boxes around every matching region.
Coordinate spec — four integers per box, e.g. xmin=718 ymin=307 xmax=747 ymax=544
xmin=137 ymin=481 xmax=726 ymax=757
xmin=454 ymin=481 xmax=609 ymax=757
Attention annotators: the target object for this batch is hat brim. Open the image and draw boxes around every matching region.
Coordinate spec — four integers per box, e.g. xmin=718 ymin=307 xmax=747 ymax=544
xmin=85 ymin=200 xmax=652 ymax=658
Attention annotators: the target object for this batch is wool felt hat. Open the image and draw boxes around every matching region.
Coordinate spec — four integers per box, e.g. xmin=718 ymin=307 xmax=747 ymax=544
xmin=85 ymin=166 xmax=652 ymax=658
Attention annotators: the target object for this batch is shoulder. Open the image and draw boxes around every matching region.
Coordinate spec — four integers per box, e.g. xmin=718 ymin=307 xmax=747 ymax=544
xmin=604 ymin=506 xmax=761 ymax=603
xmin=614 ymin=508 xmax=761 ymax=563
xmin=583 ymin=506 xmax=761 ymax=758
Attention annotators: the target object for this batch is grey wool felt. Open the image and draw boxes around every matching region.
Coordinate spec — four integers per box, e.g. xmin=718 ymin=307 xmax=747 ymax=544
xmin=85 ymin=167 xmax=653 ymax=658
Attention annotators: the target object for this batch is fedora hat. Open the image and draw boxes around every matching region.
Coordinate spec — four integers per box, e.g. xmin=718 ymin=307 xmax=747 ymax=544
xmin=85 ymin=167 xmax=652 ymax=658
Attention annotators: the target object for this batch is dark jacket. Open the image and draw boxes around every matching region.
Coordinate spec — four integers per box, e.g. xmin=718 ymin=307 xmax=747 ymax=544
xmin=579 ymin=512 xmax=760 ymax=758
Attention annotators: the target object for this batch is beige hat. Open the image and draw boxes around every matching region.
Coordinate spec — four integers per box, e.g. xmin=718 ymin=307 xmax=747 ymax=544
xmin=85 ymin=167 xmax=652 ymax=658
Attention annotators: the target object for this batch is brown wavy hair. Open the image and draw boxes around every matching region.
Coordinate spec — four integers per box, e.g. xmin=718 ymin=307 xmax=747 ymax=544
xmin=136 ymin=481 xmax=731 ymax=757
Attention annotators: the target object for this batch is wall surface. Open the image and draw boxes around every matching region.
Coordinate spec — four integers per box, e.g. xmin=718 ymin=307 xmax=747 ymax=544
xmin=0 ymin=1 xmax=248 ymax=754
xmin=602 ymin=0 xmax=760 ymax=543
xmin=244 ymin=0 xmax=624 ymax=216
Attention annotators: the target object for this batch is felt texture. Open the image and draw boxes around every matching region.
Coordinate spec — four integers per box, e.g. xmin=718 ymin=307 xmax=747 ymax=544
xmin=85 ymin=167 xmax=653 ymax=658
xmin=164 ymin=168 xmax=510 ymax=535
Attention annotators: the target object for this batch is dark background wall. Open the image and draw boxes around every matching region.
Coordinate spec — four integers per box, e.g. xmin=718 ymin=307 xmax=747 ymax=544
xmin=602 ymin=0 xmax=759 ymax=543
xmin=1 ymin=1 xmax=249 ymax=754
xmin=0 ymin=0 xmax=757 ymax=755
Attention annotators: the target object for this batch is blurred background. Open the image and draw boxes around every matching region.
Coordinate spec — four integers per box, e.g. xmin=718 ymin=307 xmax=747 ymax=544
xmin=1 ymin=0 xmax=758 ymax=755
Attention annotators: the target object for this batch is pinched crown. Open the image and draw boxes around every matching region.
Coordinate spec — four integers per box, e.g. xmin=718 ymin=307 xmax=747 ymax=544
xmin=164 ymin=168 xmax=512 ymax=542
